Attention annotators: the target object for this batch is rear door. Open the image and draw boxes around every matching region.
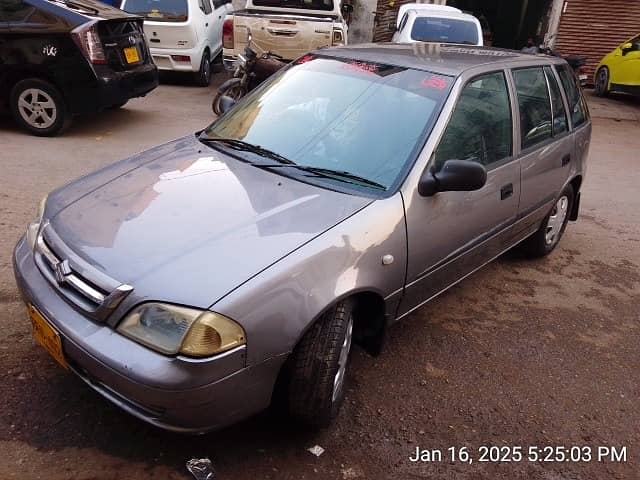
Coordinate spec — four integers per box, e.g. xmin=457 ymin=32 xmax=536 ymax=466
xmin=399 ymin=70 xmax=520 ymax=317
xmin=511 ymin=65 xmax=573 ymax=233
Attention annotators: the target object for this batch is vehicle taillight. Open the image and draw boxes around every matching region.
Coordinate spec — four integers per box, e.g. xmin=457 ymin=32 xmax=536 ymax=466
xmin=332 ymin=29 xmax=344 ymax=46
xmin=222 ymin=18 xmax=234 ymax=50
xmin=71 ymin=20 xmax=107 ymax=65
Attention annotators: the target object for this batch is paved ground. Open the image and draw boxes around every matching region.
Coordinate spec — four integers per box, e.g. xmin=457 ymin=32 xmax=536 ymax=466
xmin=0 ymin=79 xmax=639 ymax=480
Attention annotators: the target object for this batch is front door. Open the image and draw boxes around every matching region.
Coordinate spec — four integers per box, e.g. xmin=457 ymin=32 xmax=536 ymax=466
xmin=616 ymin=35 xmax=640 ymax=87
xmin=399 ymin=70 xmax=520 ymax=318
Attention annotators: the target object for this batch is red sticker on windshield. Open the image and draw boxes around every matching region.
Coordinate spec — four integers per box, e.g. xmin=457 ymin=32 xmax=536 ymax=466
xmin=296 ymin=54 xmax=315 ymax=64
xmin=342 ymin=61 xmax=379 ymax=74
xmin=421 ymin=75 xmax=449 ymax=91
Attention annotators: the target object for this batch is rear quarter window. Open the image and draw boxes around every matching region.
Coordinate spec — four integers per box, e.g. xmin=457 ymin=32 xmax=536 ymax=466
xmin=123 ymin=0 xmax=188 ymax=21
xmin=556 ymin=63 xmax=588 ymax=128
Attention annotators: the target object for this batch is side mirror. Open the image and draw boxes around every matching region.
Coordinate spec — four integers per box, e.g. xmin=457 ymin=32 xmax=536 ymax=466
xmin=621 ymin=42 xmax=633 ymax=54
xmin=218 ymin=95 xmax=236 ymax=114
xmin=418 ymin=159 xmax=487 ymax=197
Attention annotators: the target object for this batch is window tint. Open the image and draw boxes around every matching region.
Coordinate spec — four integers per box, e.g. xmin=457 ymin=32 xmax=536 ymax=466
xmin=123 ymin=0 xmax=188 ymax=21
xmin=433 ymin=71 xmax=512 ymax=170
xmin=556 ymin=64 xmax=587 ymax=128
xmin=544 ymin=66 xmax=568 ymax=136
xmin=411 ymin=17 xmax=479 ymax=45
xmin=513 ymin=67 xmax=552 ymax=150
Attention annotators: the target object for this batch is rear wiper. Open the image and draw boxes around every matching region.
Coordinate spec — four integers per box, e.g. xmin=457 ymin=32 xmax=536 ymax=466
xmin=264 ymin=165 xmax=387 ymax=191
xmin=199 ymin=136 xmax=295 ymax=165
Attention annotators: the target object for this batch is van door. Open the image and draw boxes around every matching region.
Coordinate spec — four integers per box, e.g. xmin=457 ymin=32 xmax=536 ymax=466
xmin=398 ymin=70 xmax=520 ymax=318
xmin=512 ymin=66 xmax=574 ymax=234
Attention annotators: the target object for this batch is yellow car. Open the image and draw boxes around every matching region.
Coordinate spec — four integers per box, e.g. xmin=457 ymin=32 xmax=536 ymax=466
xmin=594 ymin=33 xmax=640 ymax=97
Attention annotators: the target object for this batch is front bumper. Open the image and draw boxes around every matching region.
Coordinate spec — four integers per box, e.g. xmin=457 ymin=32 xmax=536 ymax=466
xmin=67 ymin=63 xmax=159 ymax=115
xmin=12 ymin=235 xmax=286 ymax=433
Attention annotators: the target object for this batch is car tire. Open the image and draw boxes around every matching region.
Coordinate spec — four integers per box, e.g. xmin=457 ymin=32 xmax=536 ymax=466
xmin=10 ymin=78 xmax=71 ymax=136
xmin=194 ymin=50 xmax=211 ymax=87
xmin=287 ymin=299 xmax=355 ymax=428
xmin=594 ymin=67 xmax=610 ymax=97
xmin=212 ymin=77 xmax=245 ymax=115
xmin=519 ymin=183 xmax=574 ymax=258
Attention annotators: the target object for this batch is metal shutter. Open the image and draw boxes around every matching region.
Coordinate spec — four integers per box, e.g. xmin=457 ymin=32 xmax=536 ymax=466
xmin=554 ymin=0 xmax=640 ymax=81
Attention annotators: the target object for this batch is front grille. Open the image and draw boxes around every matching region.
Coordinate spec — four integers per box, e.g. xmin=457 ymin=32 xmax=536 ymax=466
xmin=34 ymin=224 xmax=133 ymax=321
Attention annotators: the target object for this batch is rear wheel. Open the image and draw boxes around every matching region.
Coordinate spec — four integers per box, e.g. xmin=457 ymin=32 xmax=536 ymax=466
xmin=594 ymin=67 xmax=610 ymax=97
xmin=287 ymin=299 xmax=354 ymax=428
xmin=212 ymin=78 xmax=246 ymax=115
xmin=10 ymin=78 xmax=71 ymax=136
xmin=519 ymin=183 xmax=574 ymax=258
xmin=194 ymin=50 xmax=211 ymax=87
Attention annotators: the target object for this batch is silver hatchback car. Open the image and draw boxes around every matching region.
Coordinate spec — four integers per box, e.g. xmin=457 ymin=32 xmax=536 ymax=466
xmin=13 ymin=43 xmax=591 ymax=433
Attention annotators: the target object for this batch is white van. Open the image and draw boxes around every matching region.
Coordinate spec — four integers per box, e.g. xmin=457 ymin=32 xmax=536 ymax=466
xmin=121 ymin=0 xmax=234 ymax=85
xmin=392 ymin=3 xmax=483 ymax=46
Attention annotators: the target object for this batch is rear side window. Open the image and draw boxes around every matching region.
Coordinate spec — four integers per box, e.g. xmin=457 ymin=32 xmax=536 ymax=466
xmin=513 ymin=67 xmax=552 ymax=150
xmin=432 ymin=71 xmax=512 ymax=170
xmin=556 ymin=64 xmax=588 ymax=128
xmin=123 ymin=0 xmax=188 ymax=21
xmin=411 ymin=17 xmax=479 ymax=45
xmin=544 ymin=66 xmax=568 ymax=136
xmin=199 ymin=0 xmax=212 ymax=13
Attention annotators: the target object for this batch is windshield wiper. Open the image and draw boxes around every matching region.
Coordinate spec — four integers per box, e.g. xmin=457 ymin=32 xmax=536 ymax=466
xmin=263 ymin=165 xmax=387 ymax=191
xmin=199 ymin=136 xmax=295 ymax=165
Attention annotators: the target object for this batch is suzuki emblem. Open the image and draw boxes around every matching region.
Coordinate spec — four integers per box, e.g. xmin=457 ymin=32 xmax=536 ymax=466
xmin=54 ymin=259 xmax=72 ymax=284
xmin=129 ymin=35 xmax=136 ymax=45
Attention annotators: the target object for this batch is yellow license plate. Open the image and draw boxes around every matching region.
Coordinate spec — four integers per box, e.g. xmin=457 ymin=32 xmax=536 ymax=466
xmin=28 ymin=304 xmax=67 ymax=369
xmin=124 ymin=46 xmax=140 ymax=64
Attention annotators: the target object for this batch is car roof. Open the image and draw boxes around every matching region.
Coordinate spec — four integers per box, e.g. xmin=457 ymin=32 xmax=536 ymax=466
xmin=317 ymin=43 xmax=566 ymax=77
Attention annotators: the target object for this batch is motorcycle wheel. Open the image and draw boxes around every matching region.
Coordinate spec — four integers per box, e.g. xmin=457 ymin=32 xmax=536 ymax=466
xmin=595 ymin=67 xmax=610 ymax=97
xmin=212 ymin=78 xmax=246 ymax=116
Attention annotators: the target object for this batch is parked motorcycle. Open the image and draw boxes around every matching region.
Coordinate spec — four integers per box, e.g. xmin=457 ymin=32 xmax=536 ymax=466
xmin=530 ymin=35 xmax=588 ymax=86
xmin=212 ymin=32 xmax=286 ymax=115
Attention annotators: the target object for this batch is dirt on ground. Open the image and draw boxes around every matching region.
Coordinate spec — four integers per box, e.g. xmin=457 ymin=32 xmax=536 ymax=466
xmin=0 ymin=82 xmax=639 ymax=480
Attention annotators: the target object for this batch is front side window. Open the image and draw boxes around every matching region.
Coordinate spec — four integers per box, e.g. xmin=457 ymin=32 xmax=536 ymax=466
xmin=513 ymin=67 xmax=552 ymax=150
xmin=252 ymin=0 xmax=333 ymax=11
xmin=544 ymin=66 xmax=568 ymax=136
xmin=203 ymin=56 xmax=452 ymax=193
xmin=411 ymin=17 xmax=479 ymax=45
xmin=432 ymin=71 xmax=512 ymax=171
xmin=123 ymin=0 xmax=188 ymax=21
xmin=556 ymin=63 xmax=587 ymax=128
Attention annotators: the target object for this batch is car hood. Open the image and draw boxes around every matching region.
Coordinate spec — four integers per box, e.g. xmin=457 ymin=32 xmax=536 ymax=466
xmin=50 ymin=136 xmax=372 ymax=308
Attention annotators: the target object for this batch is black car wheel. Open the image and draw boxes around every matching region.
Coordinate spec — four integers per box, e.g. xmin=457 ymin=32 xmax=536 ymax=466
xmin=10 ymin=78 xmax=71 ymax=136
xmin=519 ymin=183 xmax=574 ymax=258
xmin=287 ymin=299 xmax=354 ymax=428
xmin=194 ymin=50 xmax=211 ymax=87
xmin=595 ymin=67 xmax=610 ymax=97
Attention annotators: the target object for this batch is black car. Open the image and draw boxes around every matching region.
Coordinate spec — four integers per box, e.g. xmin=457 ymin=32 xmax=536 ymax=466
xmin=0 ymin=0 xmax=158 ymax=135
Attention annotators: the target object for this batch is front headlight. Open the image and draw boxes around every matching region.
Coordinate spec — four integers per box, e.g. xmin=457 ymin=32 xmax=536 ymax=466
xmin=117 ymin=303 xmax=246 ymax=357
xmin=26 ymin=195 xmax=48 ymax=250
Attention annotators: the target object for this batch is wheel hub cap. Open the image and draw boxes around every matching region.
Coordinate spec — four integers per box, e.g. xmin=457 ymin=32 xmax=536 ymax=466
xmin=545 ymin=195 xmax=569 ymax=245
xmin=18 ymin=88 xmax=57 ymax=129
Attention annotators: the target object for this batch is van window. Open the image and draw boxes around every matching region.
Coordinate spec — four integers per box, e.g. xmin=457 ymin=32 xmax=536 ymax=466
xmin=544 ymin=66 xmax=568 ymax=136
xmin=556 ymin=64 xmax=587 ymax=128
xmin=513 ymin=67 xmax=552 ymax=150
xmin=411 ymin=17 xmax=479 ymax=45
xmin=198 ymin=0 xmax=212 ymax=13
xmin=252 ymin=0 xmax=333 ymax=11
xmin=432 ymin=71 xmax=512 ymax=170
xmin=123 ymin=0 xmax=188 ymax=21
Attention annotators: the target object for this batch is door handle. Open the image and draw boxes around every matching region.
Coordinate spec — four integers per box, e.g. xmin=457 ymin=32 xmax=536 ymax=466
xmin=562 ymin=154 xmax=571 ymax=166
xmin=500 ymin=183 xmax=513 ymax=200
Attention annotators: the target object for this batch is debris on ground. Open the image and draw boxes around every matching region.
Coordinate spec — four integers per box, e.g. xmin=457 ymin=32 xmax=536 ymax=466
xmin=186 ymin=458 xmax=215 ymax=480
xmin=307 ymin=445 xmax=325 ymax=457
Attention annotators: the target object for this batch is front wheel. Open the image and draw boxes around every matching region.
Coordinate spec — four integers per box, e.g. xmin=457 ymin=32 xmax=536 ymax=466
xmin=10 ymin=78 xmax=71 ymax=136
xmin=211 ymin=78 xmax=246 ymax=115
xmin=287 ymin=299 xmax=355 ymax=428
xmin=594 ymin=67 xmax=610 ymax=97
xmin=519 ymin=184 xmax=574 ymax=258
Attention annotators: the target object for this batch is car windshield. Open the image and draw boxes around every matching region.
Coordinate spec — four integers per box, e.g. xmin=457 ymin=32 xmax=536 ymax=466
xmin=252 ymin=0 xmax=334 ymax=11
xmin=411 ymin=17 xmax=479 ymax=45
xmin=202 ymin=55 xmax=452 ymax=193
xmin=123 ymin=0 xmax=188 ymax=21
